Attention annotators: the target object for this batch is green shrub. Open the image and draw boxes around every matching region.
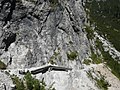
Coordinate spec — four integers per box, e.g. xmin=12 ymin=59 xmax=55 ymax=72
xmin=33 ymin=79 xmax=40 ymax=90
xmin=25 ymin=72 xmax=47 ymax=90
xmin=25 ymin=72 xmax=34 ymax=90
xmin=11 ymin=75 xmax=25 ymax=90
xmin=87 ymin=70 xmax=110 ymax=90
xmin=49 ymin=58 xmax=56 ymax=65
xmin=12 ymin=72 xmax=55 ymax=90
xmin=85 ymin=25 xmax=95 ymax=39
xmin=49 ymin=51 xmax=60 ymax=65
xmin=95 ymin=76 xmax=111 ymax=90
xmin=83 ymin=59 xmax=91 ymax=65
xmin=91 ymin=53 xmax=102 ymax=64
xmin=86 ymin=70 xmax=94 ymax=80
xmin=67 ymin=51 xmax=78 ymax=60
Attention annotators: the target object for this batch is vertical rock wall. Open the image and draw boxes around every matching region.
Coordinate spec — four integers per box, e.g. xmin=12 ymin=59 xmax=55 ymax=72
xmin=0 ymin=0 xmax=90 ymax=69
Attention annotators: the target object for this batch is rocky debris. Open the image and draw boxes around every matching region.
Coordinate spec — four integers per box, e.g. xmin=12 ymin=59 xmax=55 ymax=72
xmin=94 ymin=64 xmax=120 ymax=90
xmin=94 ymin=32 xmax=120 ymax=60
xmin=0 ymin=71 xmax=14 ymax=90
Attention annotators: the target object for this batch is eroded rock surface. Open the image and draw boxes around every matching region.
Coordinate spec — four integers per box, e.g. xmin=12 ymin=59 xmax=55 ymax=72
xmin=0 ymin=0 xmax=94 ymax=90
xmin=0 ymin=0 xmax=90 ymax=69
xmin=0 ymin=71 xmax=13 ymax=90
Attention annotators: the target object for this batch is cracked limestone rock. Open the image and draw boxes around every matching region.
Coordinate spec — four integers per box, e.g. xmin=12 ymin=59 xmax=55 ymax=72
xmin=0 ymin=71 xmax=14 ymax=90
xmin=0 ymin=0 xmax=95 ymax=90
xmin=0 ymin=0 xmax=90 ymax=69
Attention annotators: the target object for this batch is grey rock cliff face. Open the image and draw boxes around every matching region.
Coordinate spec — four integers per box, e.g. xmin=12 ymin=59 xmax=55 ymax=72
xmin=0 ymin=0 xmax=90 ymax=69
xmin=0 ymin=0 xmax=98 ymax=90
xmin=0 ymin=71 xmax=13 ymax=90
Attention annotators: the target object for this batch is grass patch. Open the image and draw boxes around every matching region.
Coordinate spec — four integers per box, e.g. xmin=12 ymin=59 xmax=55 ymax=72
xmin=91 ymin=53 xmax=102 ymax=64
xmin=49 ymin=55 xmax=56 ymax=65
xmin=95 ymin=75 xmax=110 ymax=90
xmin=83 ymin=59 xmax=91 ymax=65
xmin=49 ymin=51 xmax=60 ymax=64
xmin=90 ymin=43 xmax=102 ymax=64
xmin=87 ymin=70 xmax=110 ymax=90
xmin=85 ymin=25 xmax=95 ymax=39
xmin=0 ymin=60 xmax=7 ymax=69
xmin=67 ymin=51 xmax=78 ymax=60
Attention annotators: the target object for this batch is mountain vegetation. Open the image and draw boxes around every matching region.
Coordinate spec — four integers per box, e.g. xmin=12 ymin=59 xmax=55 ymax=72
xmin=11 ymin=72 xmax=55 ymax=90
xmin=85 ymin=0 xmax=120 ymax=51
xmin=85 ymin=0 xmax=120 ymax=80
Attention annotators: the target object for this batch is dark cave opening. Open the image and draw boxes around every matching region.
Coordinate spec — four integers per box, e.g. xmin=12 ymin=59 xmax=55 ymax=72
xmin=3 ymin=33 xmax=16 ymax=51
xmin=0 ymin=0 xmax=16 ymax=25
xmin=5 ymin=0 xmax=16 ymax=25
